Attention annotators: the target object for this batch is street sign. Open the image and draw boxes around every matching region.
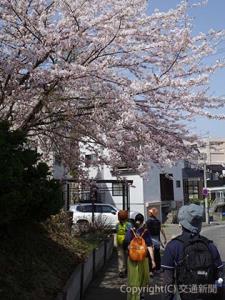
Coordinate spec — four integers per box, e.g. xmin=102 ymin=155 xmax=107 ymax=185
xmin=202 ymin=188 xmax=209 ymax=197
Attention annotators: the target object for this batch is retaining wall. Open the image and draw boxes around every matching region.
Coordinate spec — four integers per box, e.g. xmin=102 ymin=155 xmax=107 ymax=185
xmin=56 ymin=235 xmax=114 ymax=300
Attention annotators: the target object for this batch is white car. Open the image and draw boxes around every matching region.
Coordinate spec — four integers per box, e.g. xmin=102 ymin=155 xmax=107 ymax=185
xmin=69 ymin=203 xmax=138 ymax=229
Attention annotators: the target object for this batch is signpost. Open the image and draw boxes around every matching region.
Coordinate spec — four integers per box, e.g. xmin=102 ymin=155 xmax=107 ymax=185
xmin=202 ymin=187 xmax=209 ymax=197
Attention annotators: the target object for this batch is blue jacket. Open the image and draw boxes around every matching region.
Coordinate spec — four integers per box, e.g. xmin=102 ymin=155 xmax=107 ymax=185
xmin=124 ymin=225 xmax=153 ymax=249
xmin=161 ymin=229 xmax=224 ymax=300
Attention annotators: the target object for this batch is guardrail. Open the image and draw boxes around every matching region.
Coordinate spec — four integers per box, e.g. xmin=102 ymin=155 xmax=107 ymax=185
xmin=56 ymin=235 xmax=114 ymax=300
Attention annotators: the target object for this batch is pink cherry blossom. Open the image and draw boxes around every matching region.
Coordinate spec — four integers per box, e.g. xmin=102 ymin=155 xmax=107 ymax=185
xmin=0 ymin=0 xmax=225 ymax=175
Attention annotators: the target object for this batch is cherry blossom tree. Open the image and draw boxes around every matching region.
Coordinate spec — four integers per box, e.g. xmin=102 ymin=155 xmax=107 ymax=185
xmin=0 ymin=0 xmax=225 ymax=175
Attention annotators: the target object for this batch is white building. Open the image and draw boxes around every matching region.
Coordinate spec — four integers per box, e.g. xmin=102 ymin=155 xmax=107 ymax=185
xmin=198 ymin=138 xmax=225 ymax=165
xmin=52 ymin=141 xmax=185 ymax=221
xmin=83 ymin=156 xmax=184 ymax=221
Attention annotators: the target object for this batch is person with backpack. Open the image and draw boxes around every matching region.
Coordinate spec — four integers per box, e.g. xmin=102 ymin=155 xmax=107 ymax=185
xmin=161 ymin=204 xmax=224 ymax=300
xmin=116 ymin=210 xmax=132 ymax=278
xmin=146 ymin=207 xmax=167 ymax=273
xmin=124 ymin=213 xmax=156 ymax=300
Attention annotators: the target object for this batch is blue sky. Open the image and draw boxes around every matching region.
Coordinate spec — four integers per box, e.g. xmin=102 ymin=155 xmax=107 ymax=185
xmin=148 ymin=0 xmax=225 ymax=138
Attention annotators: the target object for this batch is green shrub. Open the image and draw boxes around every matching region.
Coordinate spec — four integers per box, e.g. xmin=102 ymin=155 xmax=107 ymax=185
xmin=0 ymin=221 xmax=90 ymax=300
xmin=0 ymin=121 xmax=63 ymax=225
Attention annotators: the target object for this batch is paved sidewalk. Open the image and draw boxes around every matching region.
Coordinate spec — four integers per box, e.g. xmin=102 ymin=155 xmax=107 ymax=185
xmin=83 ymin=250 xmax=126 ymax=300
xmin=83 ymin=250 xmax=163 ymax=300
xmin=84 ymin=223 xmax=224 ymax=300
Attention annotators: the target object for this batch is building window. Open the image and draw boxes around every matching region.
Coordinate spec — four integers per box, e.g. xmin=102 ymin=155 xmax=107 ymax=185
xmin=212 ymin=172 xmax=219 ymax=181
xmin=188 ymin=180 xmax=200 ymax=200
xmin=176 ymin=180 xmax=181 ymax=188
xmin=85 ymin=154 xmax=97 ymax=167
xmin=112 ymin=182 xmax=123 ymax=196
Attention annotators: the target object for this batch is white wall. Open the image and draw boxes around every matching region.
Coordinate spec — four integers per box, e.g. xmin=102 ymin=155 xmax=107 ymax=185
xmin=95 ymin=166 xmax=145 ymax=215
xmin=82 ymin=159 xmax=185 ymax=217
xmin=143 ymin=161 xmax=184 ymax=207
xmin=170 ymin=161 xmax=184 ymax=203
xmin=53 ymin=145 xmax=185 ymax=218
xmin=143 ymin=164 xmax=161 ymax=203
xmin=127 ymin=175 xmax=144 ymax=215
xmin=53 ymin=163 xmax=66 ymax=180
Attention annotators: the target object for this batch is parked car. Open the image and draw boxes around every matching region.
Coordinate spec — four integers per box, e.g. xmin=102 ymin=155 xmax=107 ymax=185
xmin=69 ymin=203 xmax=138 ymax=229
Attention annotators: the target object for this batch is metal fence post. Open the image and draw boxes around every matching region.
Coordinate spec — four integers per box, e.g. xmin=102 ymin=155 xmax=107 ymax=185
xmin=92 ymin=249 xmax=96 ymax=279
xmin=122 ymin=182 xmax=126 ymax=210
xmin=80 ymin=263 xmax=84 ymax=300
xmin=66 ymin=183 xmax=70 ymax=211
xmin=104 ymin=240 xmax=107 ymax=264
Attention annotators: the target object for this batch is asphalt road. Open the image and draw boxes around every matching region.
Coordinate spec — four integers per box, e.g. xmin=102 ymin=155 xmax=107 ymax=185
xmin=202 ymin=225 xmax=225 ymax=261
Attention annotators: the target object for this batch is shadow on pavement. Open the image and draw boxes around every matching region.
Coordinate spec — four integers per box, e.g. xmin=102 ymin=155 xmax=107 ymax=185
xmin=83 ymin=250 xmax=162 ymax=300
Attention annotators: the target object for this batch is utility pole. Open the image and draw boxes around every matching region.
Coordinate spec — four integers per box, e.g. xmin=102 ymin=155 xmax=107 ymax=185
xmin=203 ymin=163 xmax=209 ymax=224
xmin=122 ymin=181 xmax=126 ymax=210
xmin=90 ymin=180 xmax=98 ymax=223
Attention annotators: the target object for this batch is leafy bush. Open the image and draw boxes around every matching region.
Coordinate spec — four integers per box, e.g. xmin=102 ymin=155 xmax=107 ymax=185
xmin=75 ymin=215 xmax=114 ymax=235
xmin=0 ymin=121 xmax=63 ymax=225
xmin=0 ymin=221 xmax=90 ymax=300
xmin=75 ymin=216 xmax=114 ymax=249
xmin=45 ymin=210 xmax=74 ymax=235
xmin=189 ymin=199 xmax=204 ymax=205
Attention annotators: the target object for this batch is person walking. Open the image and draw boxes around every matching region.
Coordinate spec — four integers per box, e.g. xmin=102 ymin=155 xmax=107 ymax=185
xmin=161 ymin=204 xmax=224 ymax=300
xmin=124 ymin=213 xmax=156 ymax=300
xmin=146 ymin=207 xmax=167 ymax=273
xmin=116 ymin=210 xmax=132 ymax=278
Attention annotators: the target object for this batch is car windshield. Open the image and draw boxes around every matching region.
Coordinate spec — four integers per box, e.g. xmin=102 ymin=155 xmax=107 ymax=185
xmin=76 ymin=204 xmax=118 ymax=213
xmin=77 ymin=205 xmax=93 ymax=212
xmin=102 ymin=205 xmax=115 ymax=213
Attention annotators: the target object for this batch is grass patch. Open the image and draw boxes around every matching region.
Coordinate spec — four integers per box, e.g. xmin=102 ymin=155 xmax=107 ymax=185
xmin=79 ymin=231 xmax=113 ymax=250
xmin=0 ymin=221 xmax=92 ymax=300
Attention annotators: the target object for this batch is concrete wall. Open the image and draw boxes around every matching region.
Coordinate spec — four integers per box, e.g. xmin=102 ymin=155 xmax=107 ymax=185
xmin=143 ymin=164 xmax=161 ymax=203
xmin=143 ymin=161 xmax=184 ymax=204
xmin=56 ymin=236 xmax=114 ymax=300
xmin=127 ymin=175 xmax=144 ymax=215
xmin=95 ymin=242 xmax=105 ymax=272
xmin=83 ymin=254 xmax=93 ymax=291
xmin=171 ymin=161 xmax=184 ymax=203
xmin=143 ymin=161 xmax=184 ymax=220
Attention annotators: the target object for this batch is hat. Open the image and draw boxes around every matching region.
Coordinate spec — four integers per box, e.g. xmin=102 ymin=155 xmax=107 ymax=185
xmin=178 ymin=204 xmax=203 ymax=234
xmin=148 ymin=207 xmax=158 ymax=217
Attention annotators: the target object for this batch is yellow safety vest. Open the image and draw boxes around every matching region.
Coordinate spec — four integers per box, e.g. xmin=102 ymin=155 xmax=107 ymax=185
xmin=116 ymin=222 xmax=128 ymax=246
